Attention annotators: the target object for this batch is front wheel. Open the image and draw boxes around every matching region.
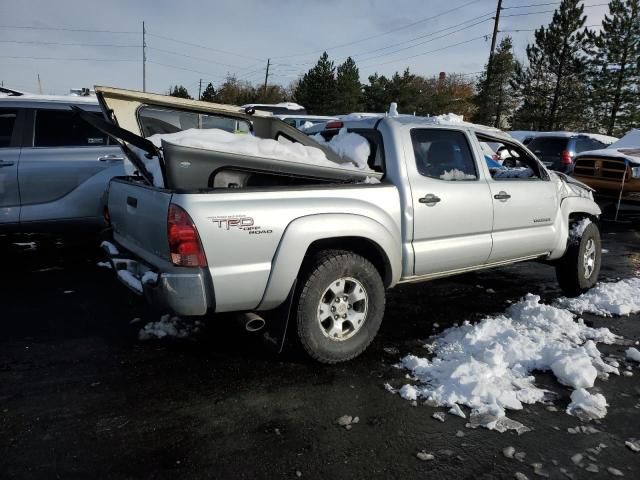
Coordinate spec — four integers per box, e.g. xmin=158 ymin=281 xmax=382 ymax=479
xmin=294 ymin=250 xmax=385 ymax=364
xmin=555 ymin=220 xmax=602 ymax=296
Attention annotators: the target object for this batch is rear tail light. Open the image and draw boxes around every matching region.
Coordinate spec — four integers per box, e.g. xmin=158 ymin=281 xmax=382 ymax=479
xmin=561 ymin=150 xmax=573 ymax=165
xmin=325 ymin=120 xmax=343 ymax=129
xmin=167 ymin=204 xmax=207 ymax=267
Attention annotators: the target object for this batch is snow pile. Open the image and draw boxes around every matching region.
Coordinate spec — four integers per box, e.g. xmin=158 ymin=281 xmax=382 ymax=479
xmin=555 ymin=277 xmax=640 ymax=316
xmin=117 ymin=270 xmax=143 ymax=294
xmin=312 ymin=128 xmax=371 ymax=169
xmin=566 ymin=388 xmax=608 ymax=420
xmin=627 ymin=347 xmax=640 ymax=362
xmin=138 ymin=314 xmax=201 ymax=340
xmin=431 ymin=113 xmax=464 ymax=124
xmin=440 ymin=169 xmax=476 ymax=180
xmin=148 ymin=128 xmax=372 ymax=172
xmin=388 ymin=102 xmax=399 ymax=117
xmin=394 ymin=293 xmax=619 ymax=430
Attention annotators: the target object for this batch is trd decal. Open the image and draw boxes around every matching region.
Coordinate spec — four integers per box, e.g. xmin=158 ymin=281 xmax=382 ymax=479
xmin=208 ymin=215 xmax=272 ymax=235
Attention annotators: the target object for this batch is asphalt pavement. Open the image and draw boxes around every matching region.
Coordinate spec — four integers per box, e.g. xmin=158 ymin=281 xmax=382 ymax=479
xmin=1 ymin=214 xmax=639 ymax=479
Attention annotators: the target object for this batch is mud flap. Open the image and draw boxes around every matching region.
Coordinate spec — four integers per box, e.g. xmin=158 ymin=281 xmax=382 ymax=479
xmin=255 ymin=279 xmax=297 ymax=354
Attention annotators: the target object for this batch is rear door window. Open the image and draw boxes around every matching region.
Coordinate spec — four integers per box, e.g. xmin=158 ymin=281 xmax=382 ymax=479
xmin=411 ymin=129 xmax=477 ymax=180
xmin=34 ymin=109 xmax=109 ymax=147
xmin=0 ymin=109 xmax=18 ymax=147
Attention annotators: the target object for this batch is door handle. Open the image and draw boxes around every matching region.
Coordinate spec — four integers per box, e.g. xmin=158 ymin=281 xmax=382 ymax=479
xmin=0 ymin=160 xmax=15 ymax=168
xmin=494 ymin=191 xmax=511 ymax=201
xmin=419 ymin=193 xmax=441 ymax=205
xmin=98 ymin=154 xmax=125 ymax=162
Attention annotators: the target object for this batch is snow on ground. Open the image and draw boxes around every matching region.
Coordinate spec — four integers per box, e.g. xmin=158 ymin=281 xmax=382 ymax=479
xmin=555 ymin=277 xmax=640 ymax=316
xmin=392 ymin=292 xmax=622 ymax=431
xmin=311 ymin=127 xmax=371 ymax=170
xmin=627 ymin=347 xmax=640 ymax=362
xmin=138 ymin=314 xmax=201 ymax=340
xmin=147 ymin=128 xmax=372 ymax=173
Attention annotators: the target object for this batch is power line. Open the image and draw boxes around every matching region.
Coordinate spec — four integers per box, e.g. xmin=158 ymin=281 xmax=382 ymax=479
xmin=0 ymin=25 xmax=136 ymax=34
xmin=145 ymin=32 xmax=263 ymax=61
xmin=502 ymin=1 xmax=559 ymax=9
xmin=352 ymin=17 xmax=493 ymax=64
xmin=147 ymin=46 xmax=248 ymax=70
xmin=0 ymin=55 xmax=137 ymax=62
xmin=501 ymin=2 xmax=609 ymax=17
xmin=500 ymin=23 xmax=600 ymax=32
xmin=0 ymin=39 xmax=139 ymax=47
xmin=147 ymin=60 xmax=228 ymax=80
xmin=359 ymin=34 xmax=489 ymax=68
xmin=271 ymin=0 xmax=483 ymax=59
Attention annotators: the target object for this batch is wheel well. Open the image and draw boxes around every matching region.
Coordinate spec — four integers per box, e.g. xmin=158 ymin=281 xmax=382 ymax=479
xmin=569 ymin=212 xmax=599 ymax=225
xmin=304 ymin=237 xmax=392 ymax=286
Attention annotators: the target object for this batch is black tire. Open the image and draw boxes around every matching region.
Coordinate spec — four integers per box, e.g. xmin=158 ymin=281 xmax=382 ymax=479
xmin=294 ymin=250 xmax=385 ymax=364
xmin=555 ymin=220 xmax=602 ymax=296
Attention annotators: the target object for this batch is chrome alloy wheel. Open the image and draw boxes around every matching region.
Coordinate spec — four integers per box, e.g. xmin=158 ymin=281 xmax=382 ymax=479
xmin=317 ymin=277 xmax=368 ymax=341
xmin=583 ymin=237 xmax=597 ymax=279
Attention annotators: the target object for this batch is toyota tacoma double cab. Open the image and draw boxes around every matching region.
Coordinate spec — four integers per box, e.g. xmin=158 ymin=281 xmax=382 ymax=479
xmin=88 ymin=87 xmax=603 ymax=363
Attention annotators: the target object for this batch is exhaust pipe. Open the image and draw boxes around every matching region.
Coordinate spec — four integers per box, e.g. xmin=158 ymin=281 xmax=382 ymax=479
xmin=238 ymin=312 xmax=266 ymax=332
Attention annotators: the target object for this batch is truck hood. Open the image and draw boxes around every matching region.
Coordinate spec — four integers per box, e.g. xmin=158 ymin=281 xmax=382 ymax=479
xmin=576 ymin=147 xmax=640 ymax=165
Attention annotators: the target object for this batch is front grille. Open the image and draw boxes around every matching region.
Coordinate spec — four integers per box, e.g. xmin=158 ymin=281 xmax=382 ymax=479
xmin=574 ymin=157 xmax=628 ymax=181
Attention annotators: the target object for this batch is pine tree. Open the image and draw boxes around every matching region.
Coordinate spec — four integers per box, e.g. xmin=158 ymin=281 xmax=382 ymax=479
xmin=474 ymin=37 xmax=519 ymax=128
xmin=200 ymin=82 xmax=217 ymax=102
xmin=513 ymin=0 xmax=589 ymax=130
xmin=362 ymin=73 xmax=391 ymax=112
xmin=587 ymin=0 xmax=640 ymax=136
xmin=294 ymin=52 xmax=337 ymax=114
xmin=170 ymin=85 xmax=192 ymax=99
xmin=335 ymin=57 xmax=362 ymax=114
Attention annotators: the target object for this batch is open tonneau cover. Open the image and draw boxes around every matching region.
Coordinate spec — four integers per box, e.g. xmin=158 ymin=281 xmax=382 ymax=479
xmin=92 ymin=86 xmax=380 ymax=188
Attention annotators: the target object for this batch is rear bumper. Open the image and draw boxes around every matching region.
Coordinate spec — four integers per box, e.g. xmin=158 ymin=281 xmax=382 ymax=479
xmin=100 ymin=240 xmax=211 ymax=316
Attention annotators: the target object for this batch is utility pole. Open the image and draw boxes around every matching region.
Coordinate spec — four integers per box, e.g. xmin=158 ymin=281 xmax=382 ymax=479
xmin=37 ymin=73 xmax=42 ymax=94
xmin=198 ymin=78 xmax=202 ymax=100
xmin=263 ymin=58 xmax=270 ymax=96
xmin=489 ymin=0 xmax=503 ymax=60
xmin=142 ymin=21 xmax=147 ymax=92
xmin=486 ymin=0 xmax=503 ymax=79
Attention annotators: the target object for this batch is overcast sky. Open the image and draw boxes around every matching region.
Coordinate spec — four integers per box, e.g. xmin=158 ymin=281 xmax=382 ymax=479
xmin=0 ymin=0 xmax=610 ymax=96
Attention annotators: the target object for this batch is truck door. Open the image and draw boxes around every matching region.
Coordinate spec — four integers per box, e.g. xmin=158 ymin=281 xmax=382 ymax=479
xmin=484 ymin=140 xmax=560 ymax=262
xmin=409 ymin=128 xmax=493 ymax=275
xmin=0 ymin=107 xmax=22 ymax=224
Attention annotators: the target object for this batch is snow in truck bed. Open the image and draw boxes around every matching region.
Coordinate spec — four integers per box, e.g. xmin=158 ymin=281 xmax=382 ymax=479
xmin=147 ymin=127 xmax=372 ymax=172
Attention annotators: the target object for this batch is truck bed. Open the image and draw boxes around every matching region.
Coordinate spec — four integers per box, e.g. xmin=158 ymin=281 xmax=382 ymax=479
xmin=107 ymin=177 xmax=402 ymax=313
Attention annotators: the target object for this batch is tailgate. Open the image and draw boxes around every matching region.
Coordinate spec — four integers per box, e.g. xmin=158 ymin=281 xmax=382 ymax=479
xmin=108 ymin=178 xmax=173 ymax=263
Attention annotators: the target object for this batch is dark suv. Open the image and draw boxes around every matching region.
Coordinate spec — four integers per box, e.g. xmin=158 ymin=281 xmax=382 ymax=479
xmin=527 ymin=134 xmax=610 ymax=174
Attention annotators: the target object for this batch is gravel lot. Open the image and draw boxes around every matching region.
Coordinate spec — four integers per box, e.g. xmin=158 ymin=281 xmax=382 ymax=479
xmin=1 ymin=215 xmax=639 ymax=479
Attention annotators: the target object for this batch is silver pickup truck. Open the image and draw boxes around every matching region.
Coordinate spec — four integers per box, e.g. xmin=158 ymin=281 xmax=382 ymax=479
xmin=92 ymin=87 xmax=602 ymax=364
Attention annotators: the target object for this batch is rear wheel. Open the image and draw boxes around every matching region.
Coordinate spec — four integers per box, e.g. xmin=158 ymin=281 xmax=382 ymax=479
xmin=555 ymin=220 xmax=601 ymax=296
xmin=294 ymin=250 xmax=385 ymax=363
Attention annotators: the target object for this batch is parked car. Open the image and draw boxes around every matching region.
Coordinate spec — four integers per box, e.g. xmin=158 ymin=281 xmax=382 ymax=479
xmin=274 ymin=114 xmax=338 ymax=131
xmin=0 ymin=93 xmax=125 ymax=232
xmin=508 ymin=130 xmax=538 ymax=145
xmin=241 ymin=102 xmax=307 ymax=115
xmin=93 ymin=87 xmax=602 ymax=363
xmin=572 ymin=129 xmax=640 ymax=205
xmin=526 ymin=132 xmax=617 ymax=174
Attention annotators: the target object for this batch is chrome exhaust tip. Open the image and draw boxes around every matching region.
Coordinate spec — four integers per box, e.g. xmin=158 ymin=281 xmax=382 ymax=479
xmin=240 ymin=312 xmax=266 ymax=332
